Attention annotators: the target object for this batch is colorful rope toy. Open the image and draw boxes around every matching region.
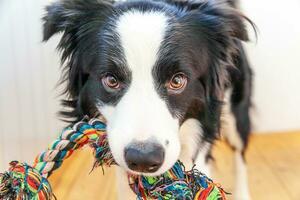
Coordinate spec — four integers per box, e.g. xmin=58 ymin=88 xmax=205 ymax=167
xmin=0 ymin=117 xmax=226 ymax=200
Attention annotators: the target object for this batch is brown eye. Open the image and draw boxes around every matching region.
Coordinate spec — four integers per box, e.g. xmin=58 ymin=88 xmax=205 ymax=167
xmin=102 ymin=74 xmax=120 ymax=89
xmin=168 ymin=73 xmax=187 ymax=92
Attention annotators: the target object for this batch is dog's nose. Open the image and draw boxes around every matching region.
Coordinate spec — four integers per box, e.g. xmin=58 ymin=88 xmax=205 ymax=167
xmin=124 ymin=142 xmax=165 ymax=173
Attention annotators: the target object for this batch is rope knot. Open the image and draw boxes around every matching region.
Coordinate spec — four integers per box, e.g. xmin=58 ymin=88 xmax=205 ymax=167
xmin=0 ymin=161 xmax=52 ymax=200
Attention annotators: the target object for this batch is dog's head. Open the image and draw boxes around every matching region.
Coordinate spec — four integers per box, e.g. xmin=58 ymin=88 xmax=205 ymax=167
xmin=43 ymin=0 xmax=249 ymax=176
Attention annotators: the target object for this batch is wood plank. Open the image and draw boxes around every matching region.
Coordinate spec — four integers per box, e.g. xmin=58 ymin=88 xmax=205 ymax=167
xmin=251 ymin=133 xmax=300 ymax=200
xmin=49 ymin=148 xmax=117 ymax=200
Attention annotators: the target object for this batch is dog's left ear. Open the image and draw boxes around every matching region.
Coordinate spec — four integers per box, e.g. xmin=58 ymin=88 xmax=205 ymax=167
xmin=214 ymin=4 xmax=250 ymax=41
xmin=171 ymin=0 xmax=251 ymax=41
xmin=174 ymin=1 xmax=254 ymax=100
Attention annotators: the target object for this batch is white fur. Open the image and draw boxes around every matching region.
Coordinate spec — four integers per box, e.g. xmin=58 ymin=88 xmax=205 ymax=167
xmin=98 ymin=10 xmax=180 ymax=176
xmin=179 ymin=118 xmax=211 ymax=176
xmin=234 ymin=151 xmax=251 ymax=200
xmin=222 ymin=90 xmax=251 ymax=200
xmin=194 ymin=145 xmax=211 ymax=177
xmin=222 ymin=90 xmax=243 ymax=151
xmin=116 ymin=168 xmax=136 ymax=200
xmin=179 ymin=119 xmax=201 ymax=169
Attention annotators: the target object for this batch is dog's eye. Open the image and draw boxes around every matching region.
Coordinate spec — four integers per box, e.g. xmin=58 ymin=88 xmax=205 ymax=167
xmin=168 ymin=73 xmax=187 ymax=93
xmin=102 ymin=73 xmax=120 ymax=89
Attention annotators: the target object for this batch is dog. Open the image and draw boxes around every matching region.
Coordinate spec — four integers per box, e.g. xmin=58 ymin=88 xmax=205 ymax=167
xmin=43 ymin=0 xmax=254 ymax=199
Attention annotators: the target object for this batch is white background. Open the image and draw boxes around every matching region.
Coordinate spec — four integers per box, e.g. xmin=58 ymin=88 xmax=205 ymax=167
xmin=0 ymin=0 xmax=300 ymax=170
xmin=241 ymin=0 xmax=300 ymax=133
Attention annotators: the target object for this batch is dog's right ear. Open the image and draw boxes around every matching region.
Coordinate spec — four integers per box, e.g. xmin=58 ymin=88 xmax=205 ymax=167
xmin=43 ymin=0 xmax=114 ymax=41
xmin=43 ymin=1 xmax=67 ymax=41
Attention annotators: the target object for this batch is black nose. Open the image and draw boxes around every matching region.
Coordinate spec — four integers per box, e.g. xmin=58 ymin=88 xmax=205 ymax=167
xmin=124 ymin=142 xmax=165 ymax=173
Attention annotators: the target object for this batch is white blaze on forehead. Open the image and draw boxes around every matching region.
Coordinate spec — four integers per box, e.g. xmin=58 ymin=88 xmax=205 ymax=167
xmin=114 ymin=10 xmax=173 ymax=139
xmin=116 ymin=10 xmax=168 ymax=75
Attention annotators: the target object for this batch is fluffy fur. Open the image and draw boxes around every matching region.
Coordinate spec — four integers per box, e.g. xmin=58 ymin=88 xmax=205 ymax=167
xmin=43 ymin=0 xmax=254 ymax=199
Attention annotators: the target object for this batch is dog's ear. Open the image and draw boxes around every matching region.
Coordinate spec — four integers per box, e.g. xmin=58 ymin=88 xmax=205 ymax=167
xmin=43 ymin=0 xmax=115 ymax=66
xmin=170 ymin=0 xmax=253 ymax=41
xmin=212 ymin=4 xmax=251 ymax=41
xmin=43 ymin=0 xmax=114 ymax=121
xmin=180 ymin=1 xmax=255 ymax=99
xmin=43 ymin=1 xmax=65 ymax=41
xmin=43 ymin=0 xmax=114 ymax=41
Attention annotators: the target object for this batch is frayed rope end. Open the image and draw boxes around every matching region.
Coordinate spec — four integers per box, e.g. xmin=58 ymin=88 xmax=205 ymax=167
xmin=0 ymin=161 xmax=53 ymax=200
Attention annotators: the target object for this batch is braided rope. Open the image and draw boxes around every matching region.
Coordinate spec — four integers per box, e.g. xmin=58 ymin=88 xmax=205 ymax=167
xmin=0 ymin=117 xmax=226 ymax=200
xmin=33 ymin=118 xmax=108 ymax=178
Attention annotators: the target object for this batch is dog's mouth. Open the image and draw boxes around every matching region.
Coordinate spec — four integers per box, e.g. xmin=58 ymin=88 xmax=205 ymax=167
xmin=123 ymin=163 xmax=172 ymax=177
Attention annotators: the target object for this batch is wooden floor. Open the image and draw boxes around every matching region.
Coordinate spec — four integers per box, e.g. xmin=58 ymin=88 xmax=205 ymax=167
xmin=49 ymin=132 xmax=300 ymax=200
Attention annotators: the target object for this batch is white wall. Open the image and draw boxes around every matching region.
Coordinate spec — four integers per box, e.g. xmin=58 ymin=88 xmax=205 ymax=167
xmin=241 ymin=0 xmax=300 ymax=132
xmin=0 ymin=0 xmax=299 ymax=170
xmin=0 ymin=0 xmax=65 ymax=171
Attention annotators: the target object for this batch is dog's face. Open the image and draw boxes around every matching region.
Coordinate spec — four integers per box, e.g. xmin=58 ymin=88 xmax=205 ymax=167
xmin=44 ymin=0 xmax=248 ymax=176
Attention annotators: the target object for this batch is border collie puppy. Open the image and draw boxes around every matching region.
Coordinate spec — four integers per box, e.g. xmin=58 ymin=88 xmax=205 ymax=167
xmin=43 ymin=0 xmax=253 ymax=199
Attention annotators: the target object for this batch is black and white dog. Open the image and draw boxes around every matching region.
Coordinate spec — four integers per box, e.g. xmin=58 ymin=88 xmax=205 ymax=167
xmin=43 ymin=0 xmax=253 ymax=199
